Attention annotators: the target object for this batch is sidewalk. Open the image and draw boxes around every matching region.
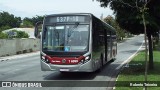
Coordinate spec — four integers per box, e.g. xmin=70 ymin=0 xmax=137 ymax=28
xmin=0 ymin=51 xmax=40 ymax=62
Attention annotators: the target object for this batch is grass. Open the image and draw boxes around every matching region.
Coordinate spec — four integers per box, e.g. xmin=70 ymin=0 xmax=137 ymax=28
xmin=115 ymin=50 xmax=160 ymax=90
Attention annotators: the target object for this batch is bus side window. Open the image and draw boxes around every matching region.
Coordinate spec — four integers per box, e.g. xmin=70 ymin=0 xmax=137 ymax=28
xmin=107 ymin=31 xmax=111 ymax=46
xmin=98 ymin=24 xmax=105 ymax=46
xmin=92 ymin=23 xmax=98 ymax=47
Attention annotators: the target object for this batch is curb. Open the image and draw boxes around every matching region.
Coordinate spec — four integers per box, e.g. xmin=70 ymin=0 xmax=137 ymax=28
xmin=0 ymin=51 xmax=40 ymax=62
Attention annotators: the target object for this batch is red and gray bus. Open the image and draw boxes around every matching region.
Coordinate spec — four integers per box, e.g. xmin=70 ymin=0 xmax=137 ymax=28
xmin=34 ymin=13 xmax=117 ymax=72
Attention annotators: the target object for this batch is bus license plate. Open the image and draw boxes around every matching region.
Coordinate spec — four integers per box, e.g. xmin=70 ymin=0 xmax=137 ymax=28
xmin=60 ymin=69 xmax=69 ymax=71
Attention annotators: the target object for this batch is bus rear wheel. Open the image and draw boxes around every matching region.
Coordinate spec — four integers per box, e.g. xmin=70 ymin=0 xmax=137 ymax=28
xmin=101 ymin=54 xmax=104 ymax=67
xmin=111 ymin=58 xmax=116 ymax=62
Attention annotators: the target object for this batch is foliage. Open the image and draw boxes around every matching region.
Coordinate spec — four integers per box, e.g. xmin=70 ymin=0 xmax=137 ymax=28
xmin=9 ymin=30 xmax=29 ymax=38
xmin=21 ymin=15 xmax=44 ymax=28
xmin=32 ymin=15 xmax=44 ymax=25
xmin=97 ymin=0 xmax=160 ymax=35
xmin=0 ymin=30 xmax=29 ymax=39
xmin=0 ymin=25 xmax=11 ymax=32
xmin=0 ymin=32 xmax=8 ymax=39
xmin=97 ymin=0 xmax=160 ymax=70
xmin=0 ymin=11 xmax=21 ymax=30
xmin=0 ymin=11 xmax=42 ymax=38
xmin=21 ymin=19 xmax=34 ymax=28
xmin=103 ymin=15 xmax=126 ymax=40
xmin=115 ymin=50 xmax=160 ymax=90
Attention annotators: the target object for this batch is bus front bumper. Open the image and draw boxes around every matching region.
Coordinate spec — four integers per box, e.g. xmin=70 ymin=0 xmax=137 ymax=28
xmin=40 ymin=60 xmax=94 ymax=72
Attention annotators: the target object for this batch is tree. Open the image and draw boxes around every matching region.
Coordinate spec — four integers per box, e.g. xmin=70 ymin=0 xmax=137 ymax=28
xmin=0 ymin=11 xmax=21 ymax=29
xmin=22 ymin=15 xmax=44 ymax=28
xmin=32 ymin=15 xmax=44 ymax=25
xmin=97 ymin=0 xmax=160 ymax=70
xmin=96 ymin=1 xmax=160 ymax=89
xmin=103 ymin=15 xmax=126 ymax=41
xmin=22 ymin=17 xmax=34 ymax=28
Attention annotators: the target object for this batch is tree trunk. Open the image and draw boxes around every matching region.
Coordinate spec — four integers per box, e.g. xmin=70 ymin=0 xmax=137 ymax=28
xmin=147 ymin=33 xmax=154 ymax=69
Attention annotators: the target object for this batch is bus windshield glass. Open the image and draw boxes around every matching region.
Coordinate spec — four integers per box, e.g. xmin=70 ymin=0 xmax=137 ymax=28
xmin=42 ymin=24 xmax=89 ymax=52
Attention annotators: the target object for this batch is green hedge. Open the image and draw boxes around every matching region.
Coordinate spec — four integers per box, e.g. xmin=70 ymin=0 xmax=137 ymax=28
xmin=0 ymin=29 xmax=29 ymax=39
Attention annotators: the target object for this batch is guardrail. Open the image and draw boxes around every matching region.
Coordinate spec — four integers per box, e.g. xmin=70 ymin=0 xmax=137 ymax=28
xmin=0 ymin=39 xmax=40 ymax=57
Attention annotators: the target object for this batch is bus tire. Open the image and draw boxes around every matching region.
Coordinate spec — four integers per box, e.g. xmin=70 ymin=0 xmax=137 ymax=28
xmin=101 ymin=54 xmax=104 ymax=67
xmin=99 ymin=54 xmax=104 ymax=70
xmin=111 ymin=58 xmax=116 ymax=62
xmin=60 ymin=71 xmax=69 ymax=74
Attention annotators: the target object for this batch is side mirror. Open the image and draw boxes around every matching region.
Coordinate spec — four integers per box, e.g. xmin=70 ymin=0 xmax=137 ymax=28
xmin=34 ymin=21 xmax=42 ymax=38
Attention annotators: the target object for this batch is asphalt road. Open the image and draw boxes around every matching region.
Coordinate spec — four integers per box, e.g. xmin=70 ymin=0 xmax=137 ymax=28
xmin=0 ymin=35 xmax=144 ymax=90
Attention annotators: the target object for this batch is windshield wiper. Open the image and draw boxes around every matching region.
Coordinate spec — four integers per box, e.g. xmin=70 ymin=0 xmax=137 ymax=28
xmin=67 ymin=22 xmax=79 ymax=37
xmin=66 ymin=22 xmax=79 ymax=44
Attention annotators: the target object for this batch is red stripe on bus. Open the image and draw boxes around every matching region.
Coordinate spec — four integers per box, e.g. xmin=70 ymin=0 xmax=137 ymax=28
xmin=46 ymin=55 xmax=84 ymax=65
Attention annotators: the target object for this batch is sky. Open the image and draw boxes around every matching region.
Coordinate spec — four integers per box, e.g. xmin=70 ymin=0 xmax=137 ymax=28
xmin=0 ymin=0 xmax=114 ymax=19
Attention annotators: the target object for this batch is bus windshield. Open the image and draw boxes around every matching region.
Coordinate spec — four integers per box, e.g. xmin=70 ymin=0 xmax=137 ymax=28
xmin=42 ymin=24 xmax=89 ymax=52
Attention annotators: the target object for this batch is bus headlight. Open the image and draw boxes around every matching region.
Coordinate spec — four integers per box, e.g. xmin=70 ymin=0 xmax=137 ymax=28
xmin=79 ymin=55 xmax=91 ymax=64
xmin=85 ymin=56 xmax=90 ymax=60
xmin=45 ymin=58 xmax=49 ymax=63
xmin=41 ymin=55 xmax=50 ymax=63
xmin=42 ymin=56 xmax=45 ymax=60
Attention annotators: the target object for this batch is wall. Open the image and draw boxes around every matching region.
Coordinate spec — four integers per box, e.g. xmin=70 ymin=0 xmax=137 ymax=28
xmin=0 ymin=39 xmax=40 ymax=56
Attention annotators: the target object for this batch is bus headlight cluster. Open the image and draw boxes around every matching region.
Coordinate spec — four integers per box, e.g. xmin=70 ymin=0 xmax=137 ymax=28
xmin=41 ymin=55 xmax=50 ymax=63
xmin=42 ymin=56 xmax=45 ymax=60
xmin=79 ymin=55 xmax=91 ymax=64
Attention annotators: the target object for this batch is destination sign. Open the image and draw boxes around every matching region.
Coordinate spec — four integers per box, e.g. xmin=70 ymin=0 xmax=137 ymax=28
xmin=45 ymin=15 xmax=90 ymax=23
xmin=57 ymin=16 xmax=79 ymax=22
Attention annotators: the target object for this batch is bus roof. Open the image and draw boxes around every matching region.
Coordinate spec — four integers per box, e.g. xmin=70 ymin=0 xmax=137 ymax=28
xmin=45 ymin=13 xmax=93 ymax=17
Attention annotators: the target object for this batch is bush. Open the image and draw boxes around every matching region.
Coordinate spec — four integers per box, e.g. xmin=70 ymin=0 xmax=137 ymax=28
xmin=20 ymin=20 xmax=33 ymax=28
xmin=0 ymin=29 xmax=29 ymax=39
xmin=0 ymin=25 xmax=11 ymax=32
xmin=0 ymin=32 xmax=8 ymax=39
xmin=11 ymin=30 xmax=29 ymax=38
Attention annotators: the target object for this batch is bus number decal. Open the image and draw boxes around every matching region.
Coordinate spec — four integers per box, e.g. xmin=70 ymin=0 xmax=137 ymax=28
xmin=57 ymin=16 xmax=78 ymax=22
xmin=68 ymin=60 xmax=78 ymax=63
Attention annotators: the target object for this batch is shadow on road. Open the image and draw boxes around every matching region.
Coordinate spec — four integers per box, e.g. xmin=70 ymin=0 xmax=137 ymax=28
xmin=43 ymin=61 xmax=121 ymax=81
xmin=43 ymin=71 xmax=97 ymax=80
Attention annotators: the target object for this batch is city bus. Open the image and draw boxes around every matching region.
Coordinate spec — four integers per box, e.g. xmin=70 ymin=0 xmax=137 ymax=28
xmin=34 ymin=13 xmax=117 ymax=72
